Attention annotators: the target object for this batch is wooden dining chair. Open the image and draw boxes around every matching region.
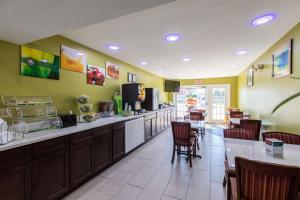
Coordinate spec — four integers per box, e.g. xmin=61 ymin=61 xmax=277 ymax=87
xmin=223 ymin=128 xmax=257 ymax=141
xmin=190 ymin=111 xmax=206 ymax=139
xmin=263 ymin=132 xmax=300 ymax=145
xmin=222 ymin=128 xmax=257 ymax=195
xmin=240 ymin=119 xmax=261 ymax=141
xmin=229 ymin=111 xmax=244 ymax=128
xmin=229 ymin=111 xmax=244 ymax=118
xmin=230 ymin=157 xmax=300 ymax=200
xmin=171 ymin=121 xmax=196 ymax=167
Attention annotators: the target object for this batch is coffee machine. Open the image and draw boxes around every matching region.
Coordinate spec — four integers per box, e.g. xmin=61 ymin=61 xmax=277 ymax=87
xmin=122 ymin=83 xmax=145 ymax=114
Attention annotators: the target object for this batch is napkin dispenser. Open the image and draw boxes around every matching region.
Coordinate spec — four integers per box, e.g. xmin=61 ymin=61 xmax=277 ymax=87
xmin=60 ymin=114 xmax=77 ymax=128
xmin=265 ymin=138 xmax=284 ymax=157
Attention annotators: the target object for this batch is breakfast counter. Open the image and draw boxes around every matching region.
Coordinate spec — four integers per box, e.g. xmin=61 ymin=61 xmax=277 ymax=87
xmin=0 ymin=109 xmax=167 ymax=152
xmin=0 ymin=107 xmax=176 ymax=200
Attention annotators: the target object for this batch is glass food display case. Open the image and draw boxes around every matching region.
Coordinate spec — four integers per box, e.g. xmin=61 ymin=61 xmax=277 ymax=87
xmin=0 ymin=96 xmax=62 ymax=141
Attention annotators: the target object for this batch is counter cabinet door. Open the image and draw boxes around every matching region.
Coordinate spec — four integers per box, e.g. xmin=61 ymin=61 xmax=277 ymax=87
xmin=0 ymin=163 xmax=31 ymax=200
xmin=144 ymin=119 xmax=152 ymax=141
xmin=70 ymin=130 xmax=94 ymax=189
xmin=151 ymin=118 xmax=157 ymax=137
xmin=0 ymin=145 xmax=31 ymax=200
xmin=113 ymin=122 xmax=125 ymax=162
xmin=94 ymin=126 xmax=112 ymax=173
xmin=31 ymin=137 xmax=69 ymax=200
xmin=32 ymin=150 xmax=69 ymax=200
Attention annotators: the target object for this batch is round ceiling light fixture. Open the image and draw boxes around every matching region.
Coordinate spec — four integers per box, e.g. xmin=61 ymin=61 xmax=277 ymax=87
xmin=107 ymin=44 xmax=120 ymax=50
xmin=182 ymin=57 xmax=191 ymax=62
xmin=231 ymin=64 xmax=237 ymax=67
xmin=252 ymin=13 xmax=276 ymax=26
xmin=236 ymin=49 xmax=248 ymax=55
xmin=140 ymin=62 xmax=148 ymax=65
xmin=165 ymin=33 xmax=181 ymax=42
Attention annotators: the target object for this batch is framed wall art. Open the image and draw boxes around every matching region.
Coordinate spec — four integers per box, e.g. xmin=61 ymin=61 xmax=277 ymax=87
xmin=61 ymin=45 xmax=87 ymax=73
xmin=272 ymin=39 xmax=293 ymax=78
xmin=87 ymin=64 xmax=105 ymax=85
xmin=105 ymin=61 xmax=119 ymax=80
xmin=21 ymin=45 xmax=60 ymax=80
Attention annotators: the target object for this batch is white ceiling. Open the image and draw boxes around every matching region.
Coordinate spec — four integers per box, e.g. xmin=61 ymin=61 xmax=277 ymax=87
xmin=63 ymin=0 xmax=300 ymax=79
xmin=0 ymin=0 xmax=175 ymax=44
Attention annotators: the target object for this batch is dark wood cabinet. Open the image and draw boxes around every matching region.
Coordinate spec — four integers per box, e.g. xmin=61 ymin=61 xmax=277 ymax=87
xmin=144 ymin=119 xmax=152 ymax=141
xmin=0 ymin=146 xmax=31 ymax=200
xmin=156 ymin=111 xmax=162 ymax=133
xmin=112 ymin=122 xmax=125 ymax=162
xmin=94 ymin=125 xmax=112 ymax=173
xmin=151 ymin=117 xmax=157 ymax=136
xmin=70 ymin=129 xmax=94 ymax=189
xmin=163 ymin=110 xmax=168 ymax=128
xmin=145 ymin=113 xmax=157 ymax=140
xmin=0 ymin=162 xmax=31 ymax=200
xmin=31 ymin=137 xmax=69 ymax=200
xmin=0 ymin=110 xmax=173 ymax=200
xmin=167 ymin=109 xmax=171 ymax=126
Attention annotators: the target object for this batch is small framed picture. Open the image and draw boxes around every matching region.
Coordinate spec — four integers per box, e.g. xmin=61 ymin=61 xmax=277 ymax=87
xmin=247 ymin=67 xmax=254 ymax=86
xmin=127 ymin=73 xmax=133 ymax=82
xmin=132 ymin=74 xmax=137 ymax=83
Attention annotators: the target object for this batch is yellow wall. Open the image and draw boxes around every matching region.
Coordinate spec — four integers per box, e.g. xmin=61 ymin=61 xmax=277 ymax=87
xmin=178 ymin=77 xmax=238 ymax=107
xmin=238 ymin=23 xmax=300 ymax=133
xmin=0 ymin=35 xmax=167 ymax=113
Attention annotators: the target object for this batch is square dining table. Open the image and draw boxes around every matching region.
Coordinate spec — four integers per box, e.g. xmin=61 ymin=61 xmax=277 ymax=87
xmin=224 ymin=138 xmax=300 ymax=170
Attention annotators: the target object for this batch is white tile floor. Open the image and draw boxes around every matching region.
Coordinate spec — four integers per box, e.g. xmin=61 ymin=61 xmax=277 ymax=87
xmin=65 ymin=125 xmax=226 ymax=200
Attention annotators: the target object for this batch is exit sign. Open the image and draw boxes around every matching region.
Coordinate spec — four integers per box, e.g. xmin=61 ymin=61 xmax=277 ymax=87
xmin=195 ymin=80 xmax=202 ymax=85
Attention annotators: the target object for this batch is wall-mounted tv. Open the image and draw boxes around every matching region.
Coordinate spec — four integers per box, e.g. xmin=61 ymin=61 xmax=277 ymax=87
xmin=165 ymin=80 xmax=180 ymax=92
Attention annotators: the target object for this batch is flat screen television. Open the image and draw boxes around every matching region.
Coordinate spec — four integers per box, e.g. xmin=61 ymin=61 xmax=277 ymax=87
xmin=164 ymin=80 xmax=180 ymax=92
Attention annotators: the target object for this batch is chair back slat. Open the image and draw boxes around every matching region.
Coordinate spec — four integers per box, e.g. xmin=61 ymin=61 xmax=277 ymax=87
xmin=230 ymin=111 xmax=244 ymax=119
xmin=235 ymin=157 xmax=300 ymax=200
xmin=240 ymin=119 xmax=261 ymax=141
xmin=223 ymin=128 xmax=256 ymax=140
xmin=171 ymin=121 xmax=191 ymax=145
xmin=263 ymin=132 xmax=300 ymax=145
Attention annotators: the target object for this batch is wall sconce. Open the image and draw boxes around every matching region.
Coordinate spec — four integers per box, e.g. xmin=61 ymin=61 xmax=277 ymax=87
xmin=253 ymin=64 xmax=264 ymax=72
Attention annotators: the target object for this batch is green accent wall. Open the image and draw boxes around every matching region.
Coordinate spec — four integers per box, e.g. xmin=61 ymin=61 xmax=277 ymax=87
xmin=177 ymin=77 xmax=238 ymax=108
xmin=0 ymin=35 xmax=167 ymax=113
xmin=238 ymin=23 xmax=300 ymax=133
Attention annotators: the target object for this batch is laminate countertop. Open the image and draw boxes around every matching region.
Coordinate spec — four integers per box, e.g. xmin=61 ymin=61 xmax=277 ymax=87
xmin=0 ymin=109 xmax=173 ymax=152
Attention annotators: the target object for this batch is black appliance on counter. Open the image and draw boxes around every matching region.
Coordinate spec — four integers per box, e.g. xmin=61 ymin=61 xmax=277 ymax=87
xmin=142 ymin=88 xmax=159 ymax=111
xmin=60 ymin=114 xmax=77 ymax=128
xmin=122 ymin=83 xmax=145 ymax=112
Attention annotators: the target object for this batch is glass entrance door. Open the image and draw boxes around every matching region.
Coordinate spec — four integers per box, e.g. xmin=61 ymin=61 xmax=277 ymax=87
xmin=175 ymin=84 xmax=229 ymax=123
xmin=175 ymin=86 xmax=207 ymax=119
xmin=208 ymin=85 xmax=229 ymax=124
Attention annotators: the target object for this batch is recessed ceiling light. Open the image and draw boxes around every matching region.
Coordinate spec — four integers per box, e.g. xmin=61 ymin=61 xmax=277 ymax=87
xmin=165 ymin=33 xmax=181 ymax=42
xmin=107 ymin=44 xmax=120 ymax=50
xmin=77 ymin=52 xmax=84 ymax=56
xmin=140 ymin=62 xmax=148 ymax=65
xmin=252 ymin=13 xmax=276 ymax=26
xmin=236 ymin=50 xmax=248 ymax=55
xmin=231 ymin=64 xmax=237 ymax=67
xmin=182 ymin=57 xmax=191 ymax=62
xmin=158 ymin=70 xmax=163 ymax=74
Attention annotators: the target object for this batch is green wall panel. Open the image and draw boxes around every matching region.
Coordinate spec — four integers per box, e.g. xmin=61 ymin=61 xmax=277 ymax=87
xmin=0 ymin=35 xmax=167 ymax=113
